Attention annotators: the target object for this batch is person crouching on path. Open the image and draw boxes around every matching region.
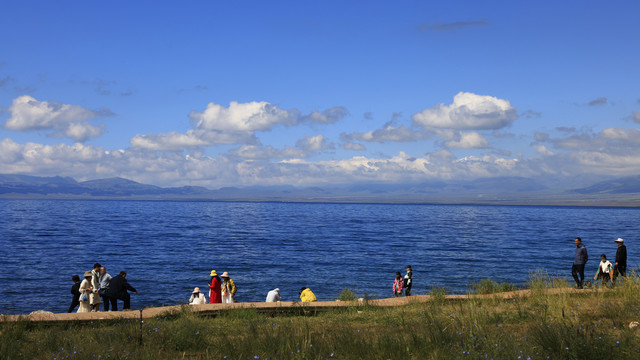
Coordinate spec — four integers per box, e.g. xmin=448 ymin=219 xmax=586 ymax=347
xmin=595 ymin=254 xmax=613 ymax=287
xmin=614 ymin=238 xmax=627 ymax=283
xmin=393 ymin=271 xmax=404 ymax=296
xmin=299 ymin=287 xmax=317 ymax=302
xmin=571 ymin=237 xmax=588 ymax=289
xmin=266 ymin=288 xmax=281 ymax=302
xmin=189 ymin=287 xmax=207 ymax=305
xmin=220 ymin=272 xmax=236 ymax=303
xmin=104 ymin=271 xmax=138 ymax=311
xmin=404 ymin=266 xmax=413 ymax=296
xmin=209 ymin=270 xmax=222 ymax=303
xmin=68 ymin=275 xmax=81 ymax=313
xmin=77 ymin=271 xmax=93 ymax=313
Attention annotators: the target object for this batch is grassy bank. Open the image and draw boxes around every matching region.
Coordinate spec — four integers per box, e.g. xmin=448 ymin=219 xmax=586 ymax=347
xmin=2 ymin=271 xmax=640 ymax=359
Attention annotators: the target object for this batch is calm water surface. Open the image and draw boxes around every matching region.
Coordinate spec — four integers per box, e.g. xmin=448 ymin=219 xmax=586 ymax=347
xmin=0 ymin=200 xmax=638 ymax=314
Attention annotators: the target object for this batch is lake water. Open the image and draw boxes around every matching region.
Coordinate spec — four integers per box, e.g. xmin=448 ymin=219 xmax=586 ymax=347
xmin=0 ymin=199 xmax=637 ymax=314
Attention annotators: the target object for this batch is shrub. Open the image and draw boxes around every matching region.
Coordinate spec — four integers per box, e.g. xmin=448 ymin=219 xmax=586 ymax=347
xmin=337 ymin=288 xmax=357 ymax=301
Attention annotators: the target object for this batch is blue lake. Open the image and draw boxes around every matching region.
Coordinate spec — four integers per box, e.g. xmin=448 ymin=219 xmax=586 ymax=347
xmin=0 ymin=199 xmax=637 ymax=314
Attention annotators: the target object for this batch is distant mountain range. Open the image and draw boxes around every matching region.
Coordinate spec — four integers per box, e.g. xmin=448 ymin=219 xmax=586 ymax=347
xmin=1 ymin=174 xmax=639 ymax=205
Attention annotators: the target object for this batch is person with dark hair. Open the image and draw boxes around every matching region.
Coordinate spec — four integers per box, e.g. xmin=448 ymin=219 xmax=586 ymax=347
xmin=299 ymin=287 xmax=317 ymax=302
xmin=68 ymin=275 xmax=81 ymax=313
xmin=403 ymin=266 xmax=413 ymax=296
xmin=208 ymin=270 xmax=222 ymax=304
xmin=595 ymin=254 xmax=613 ymax=287
xmin=614 ymin=238 xmax=627 ymax=282
xmin=104 ymin=271 xmax=138 ymax=311
xmin=571 ymin=237 xmax=588 ymax=289
xmin=98 ymin=266 xmax=112 ymax=311
xmin=90 ymin=263 xmax=102 ymax=311
xmin=393 ymin=271 xmax=404 ymax=296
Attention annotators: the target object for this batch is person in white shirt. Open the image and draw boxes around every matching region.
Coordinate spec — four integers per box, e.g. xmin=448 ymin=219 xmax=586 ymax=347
xmin=595 ymin=254 xmax=613 ymax=287
xmin=266 ymin=288 xmax=281 ymax=302
xmin=189 ymin=287 xmax=207 ymax=305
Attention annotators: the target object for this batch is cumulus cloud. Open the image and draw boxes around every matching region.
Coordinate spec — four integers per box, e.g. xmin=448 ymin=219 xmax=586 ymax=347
xmin=134 ymin=101 xmax=347 ymax=151
xmin=343 ymin=142 xmax=366 ymax=151
xmin=412 ymin=92 xmax=518 ymax=130
xmin=230 ymin=145 xmax=306 ymax=160
xmin=533 ymin=144 xmax=554 ymax=156
xmin=342 ymin=122 xmax=428 ymax=143
xmin=296 ymin=134 xmax=334 ymax=152
xmin=419 ymin=20 xmax=487 ymax=32
xmin=443 ymin=131 xmax=490 ymax=149
xmin=587 ymin=97 xmax=607 ymax=106
xmin=5 ymin=95 xmax=106 ymax=142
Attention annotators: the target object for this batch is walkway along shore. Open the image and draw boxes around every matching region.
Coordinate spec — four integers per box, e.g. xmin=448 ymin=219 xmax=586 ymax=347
xmin=1 ymin=287 xmax=596 ymax=323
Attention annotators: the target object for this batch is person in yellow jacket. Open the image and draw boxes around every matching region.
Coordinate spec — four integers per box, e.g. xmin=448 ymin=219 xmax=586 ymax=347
xmin=299 ymin=287 xmax=317 ymax=302
xmin=220 ymin=272 xmax=237 ymax=303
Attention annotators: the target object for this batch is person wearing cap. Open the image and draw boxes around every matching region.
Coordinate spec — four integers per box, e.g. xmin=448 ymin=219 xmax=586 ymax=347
xmin=403 ymin=266 xmax=413 ymax=296
xmin=299 ymin=287 xmax=317 ymax=302
xmin=614 ymin=238 xmax=627 ymax=282
xmin=571 ymin=237 xmax=588 ymax=289
xmin=208 ymin=270 xmax=222 ymax=303
xmin=189 ymin=287 xmax=207 ymax=305
xmin=77 ymin=271 xmax=94 ymax=313
xmin=220 ymin=272 xmax=237 ymax=304
xmin=266 ymin=288 xmax=281 ymax=302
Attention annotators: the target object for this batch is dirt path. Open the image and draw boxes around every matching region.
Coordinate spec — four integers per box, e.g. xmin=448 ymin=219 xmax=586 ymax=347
xmin=1 ymin=287 xmax=595 ymax=323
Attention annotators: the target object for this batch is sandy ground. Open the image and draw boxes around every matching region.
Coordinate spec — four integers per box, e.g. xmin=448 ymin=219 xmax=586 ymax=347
xmin=0 ymin=287 xmax=595 ymax=323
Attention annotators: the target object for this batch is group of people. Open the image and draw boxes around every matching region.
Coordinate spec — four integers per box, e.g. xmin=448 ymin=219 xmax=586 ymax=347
xmin=572 ymin=237 xmax=628 ymax=288
xmin=393 ymin=265 xmax=413 ymax=296
xmin=189 ymin=270 xmax=237 ymax=305
xmin=69 ymin=263 xmax=138 ymax=313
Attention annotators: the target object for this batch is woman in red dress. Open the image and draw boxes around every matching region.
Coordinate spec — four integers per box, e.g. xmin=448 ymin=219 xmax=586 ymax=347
xmin=208 ymin=269 xmax=222 ymax=303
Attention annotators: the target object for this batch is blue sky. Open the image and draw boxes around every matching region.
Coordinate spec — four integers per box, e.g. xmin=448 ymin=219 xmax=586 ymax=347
xmin=1 ymin=1 xmax=639 ymax=188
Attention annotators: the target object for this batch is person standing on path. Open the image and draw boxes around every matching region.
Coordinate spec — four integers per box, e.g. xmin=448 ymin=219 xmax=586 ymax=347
xmin=220 ymin=272 xmax=236 ymax=303
xmin=393 ymin=271 xmax=404 ymax=296
xmin=571 ymin=237 xmax=588 ymax=289
xmin=77 ymin=271 xmax=94 ymax=313
xmin=403 ymin=266 xmax=413 ymax=296
xmin=90 ymin=263 xmax=102 ymax=312
xmin=98 ymin=267 xmax=112 ymax=311
xmin=208 ymin=270 xmax=222 ymax=303
xmin=104 ymin=271 xmax=138 ymax=311
xmin=68 ymin=275 xmax=81 ymax=313
xmin=614 ymin=238 xmax=627 ymax=282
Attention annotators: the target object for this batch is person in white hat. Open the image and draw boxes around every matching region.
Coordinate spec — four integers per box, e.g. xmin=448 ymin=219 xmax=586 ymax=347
xmin=614 ymin=238 xmax=627 ymax=282
xmin=220 ymin=272 xmax=236 ymax=303
xmin=189 ymin=287 xmax=207 ymax=305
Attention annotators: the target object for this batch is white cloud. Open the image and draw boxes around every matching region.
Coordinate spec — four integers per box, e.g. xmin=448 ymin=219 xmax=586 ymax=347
xmin=131 ymin=129 xmax=257 ymax=151
xmin=342 ymin=122 xmax=428 ymax=143
xmin=299 ymin=107 xmax=348 ymax=124
xmin=343 ymin=142 xmax=366 ymax=151
xmin=189 ymin=101 xmax=296 ymax=132
xmin=632 ymin=111 xmax=640 ymax=124
xmin=230 ymin=145 xmax=306 ymax=160
xmin=443 ymin=131 xmax=490 ymax=149
xmin=533 ymin=144 xmax=554 ymax=156
xmin=412 ymin=92 xmax=517 ymax=130
xmin=5 ymin=95 xmax=106 ymax=142
xmin=296 ymin=134 xmax=333 ymax=152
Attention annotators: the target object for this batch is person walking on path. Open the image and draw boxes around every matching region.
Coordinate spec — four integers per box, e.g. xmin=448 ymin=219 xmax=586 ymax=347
xmin=98 ymin=266 xmax=112 ymax=311
xmin=594 ymin=254 xmax=613 ymax=287
xmin=77 ymin=271 xmax=94 ymax=313
xmin=208 ymin=270 xmax=222 ymax=304
xmin=220 ymin=272 xmax=237 ymax=303
xmin=403 ymin=266 xmax=413 ymax=296
xmin=572 ymin=237 xmax=589 ymax=289
xmin=393 ymin=271 xmax=404 ymax=296
xmin=266 ymin=288 xmax=281 ymax=302
xmin=90 ymin=263 xmax=102 ymax=311
xmin=614 ymin=238 xmax=627 ymax=282
xmin=189 ymin=287 xmax=207 ymax=305
xmin=299 ymin=287 xmax=317 ymax=302
xmin=68 ymin=275 xmax=81 ymax=313
xmin=104 ymin=271 xmax=138 ymax=311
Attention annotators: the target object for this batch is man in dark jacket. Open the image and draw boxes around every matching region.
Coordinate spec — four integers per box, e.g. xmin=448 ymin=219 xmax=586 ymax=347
xmin=614 ymin=238 xmax=627 ymax=282
xmin=68 ymin=275 xmax=81 ymax=313
xmin=571 ymin=237 xmax=588 ymax=289
xmin=104 ymin=271 xmax=138 ymax=311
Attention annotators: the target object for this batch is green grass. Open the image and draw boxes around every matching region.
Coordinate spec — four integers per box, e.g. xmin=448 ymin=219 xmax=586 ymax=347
xmin=2 ymin=270 xmax=640 ymax=359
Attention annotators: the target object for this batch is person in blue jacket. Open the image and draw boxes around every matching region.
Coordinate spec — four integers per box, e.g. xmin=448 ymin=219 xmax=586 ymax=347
xmin=571 ymin=237 xmax=588 ymax=289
